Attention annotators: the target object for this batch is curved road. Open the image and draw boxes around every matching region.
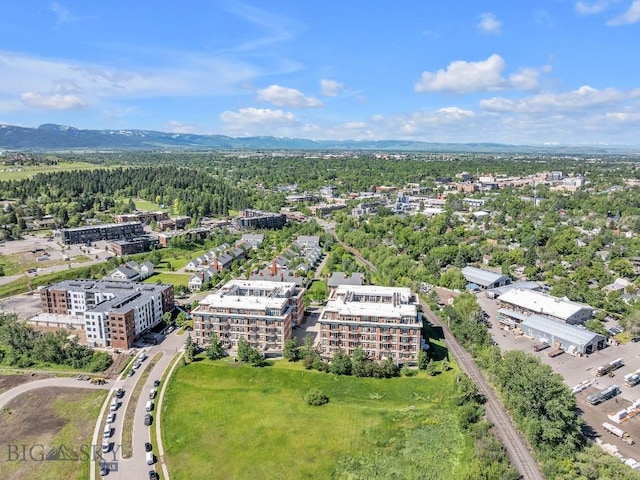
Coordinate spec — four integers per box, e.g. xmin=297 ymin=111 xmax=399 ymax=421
xmin=421 ymin=302 xmax=544 ymax=480
xmin=0 ymin=377 xmax=111 ymax=410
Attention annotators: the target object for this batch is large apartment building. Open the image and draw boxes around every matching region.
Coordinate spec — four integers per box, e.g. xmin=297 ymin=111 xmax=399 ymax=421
xmin=234 ymin=209 xmax=287 ymax=230
xmin=192 ymin=279 xmax=304 ymax=354
xmin=318 ymin=285 xmax=422 ymax=365
xmin=40 ymin=280 xmax=174 ymax=349
xmin=58 ymin=221 xmax=145 ymax=245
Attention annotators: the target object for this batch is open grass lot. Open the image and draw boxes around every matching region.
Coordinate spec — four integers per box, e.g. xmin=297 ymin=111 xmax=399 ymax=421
xmin=0 ymin=161 xmax=110 ymax=181
xmin=162 ymin=359 xmax=474 ymax=480
xmin=113 ymin=197 xmax=166 ymax=212
xmin=143 ymin=272 xmax=191 ymax=287
xmin=0 ymin=387 xmax=106 ymax=480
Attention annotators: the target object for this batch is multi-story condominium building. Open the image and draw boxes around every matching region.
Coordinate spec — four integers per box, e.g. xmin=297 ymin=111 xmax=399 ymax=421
xmin=113 ymin=211 xmax=169 ymax=224
xmin=40 ymin=280 xmax=174 ymax=349
xmin=157 ymin=216 xmax=192 ymax=231
xmin=58 ymin=221 xmax=145 ymax=245
xmin=318 ymin=285 xmax=422 ymax=365
xmin=234 ymin=209 xmax=287 ymax=230
xmin=192 ymin=280 xmax=304 ymax=354
xmin=109 ymin=234 xmax=159 ymax=256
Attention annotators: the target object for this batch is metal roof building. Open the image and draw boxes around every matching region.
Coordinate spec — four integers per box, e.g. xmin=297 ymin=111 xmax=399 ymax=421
xmin=461 ymin=266 xmax=511 ymax=289
xmin=520 ymin=314 xmax=606 ymax=355
xmin=486 ymin=281 xmax=541 ymax=299
xmin=498 ymin=288 xmax=594 ymax=324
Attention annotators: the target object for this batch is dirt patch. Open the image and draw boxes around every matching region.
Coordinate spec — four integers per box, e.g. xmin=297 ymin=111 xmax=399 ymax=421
xmin=0 ymin=373 xmax=55 ymax=395
xmin=0 ymin=387 xmax=87 ymax=443
xmin=0 ymin=386 xmax=104 ymax=480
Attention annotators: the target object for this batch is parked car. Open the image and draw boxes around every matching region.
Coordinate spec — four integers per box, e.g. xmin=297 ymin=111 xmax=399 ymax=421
xmin=145 ymin=442 xmax=152 ymax=452
xmin=128 ymin=369 xmax=135 ymax=377
xmin=149 ymin=471 xmax=158 ymax=480
xmin=632 ymin=337 xmax=640 ymax=343
xmin=99 ymin=463 xmax=109 ymax=476
xmin=144 ymin=413 xmax=152 ymax=426
xmin=116 ymin=388 xmax=125 ymax=398
xmin=153 ymin=379 xmax=160 ymax=388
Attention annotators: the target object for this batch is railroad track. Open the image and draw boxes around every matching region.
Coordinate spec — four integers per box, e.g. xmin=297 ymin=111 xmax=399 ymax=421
xmin=423 ymin=304 xmax=545 ymax=480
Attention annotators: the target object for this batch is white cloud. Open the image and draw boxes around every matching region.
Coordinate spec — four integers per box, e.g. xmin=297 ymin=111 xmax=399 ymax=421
xmin=575 ymin=0 xmax=616 ymax=14
xmin=320 ymin=79 xmax=344 ymax=97
xmin=607 ymin=0 xmax=640 ymax=24
xmin=415 ymin=54 xmax=544 ymax=93
xmin=0 ymin=50 xmax=258 ymax=105
xmin=480 ymin=85 xmax=640 ymax=113
xmin=257 ymin=84 xmax=322 ymax=107
xmin=477 ymin=13 xmax=502 ymax=34
xmin=49 ymin=2 xmax=75 ymax=25
xmin=219 ymin=107 xmax=300 ymax=137
xmin=436 ymin=107 xmax=475 ymax=119
xmin=606 ymin=111 xmax=640 ymax=121
xmin=220 ymin=107 xmax=297 ymax=125
xmin=343 ymin=121 xmax=367 ymax=129
xmin=21 ymin=92 xmax=86 ymax=110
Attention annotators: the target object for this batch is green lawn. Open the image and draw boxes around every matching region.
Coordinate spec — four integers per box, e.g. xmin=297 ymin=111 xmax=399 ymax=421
xmin=113 ymin=197 xmax=165 ymax=212
xmin=143 ymin=272 xmax=191 ymax=287
xmin=0 ymin=161 xmax=110 ymax=181
xmin=162 ymin=359 xmax=474 ymax=480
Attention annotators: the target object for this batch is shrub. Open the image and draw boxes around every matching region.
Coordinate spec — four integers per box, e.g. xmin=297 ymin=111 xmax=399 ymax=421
xmin=304 ymin=388 xmax=329 ymax=406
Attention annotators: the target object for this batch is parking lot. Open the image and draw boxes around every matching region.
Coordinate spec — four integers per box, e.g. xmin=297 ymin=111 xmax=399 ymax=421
xmin=473 ymin=290 xmax=640 ymax=458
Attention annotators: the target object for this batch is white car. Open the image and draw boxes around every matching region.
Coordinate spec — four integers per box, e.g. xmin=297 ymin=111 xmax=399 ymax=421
xmin=107 ymin=412 xmax=115 ymax=423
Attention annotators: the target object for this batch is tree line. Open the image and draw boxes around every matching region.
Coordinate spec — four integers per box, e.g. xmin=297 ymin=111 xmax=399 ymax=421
xmin=0 ymin=314 xmax=112 ymax=372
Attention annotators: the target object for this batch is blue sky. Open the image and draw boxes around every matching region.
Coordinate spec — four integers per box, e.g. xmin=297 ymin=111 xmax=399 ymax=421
xmin=1 ymin=1 xmax=639 ymax=144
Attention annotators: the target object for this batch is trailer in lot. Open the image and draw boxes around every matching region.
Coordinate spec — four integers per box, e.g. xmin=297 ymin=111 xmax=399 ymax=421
xmin=596 ymin=358 xmax=624 ymax=377
xmin=547 ymin=348 xmax=564 ymax=358
xmin=624 ymin=369 xmax=640 ymax=387
xmin=587 ymin=384 xmax=620 ymax=405
xmin=602 ymin=422 xmax=634 ymax=445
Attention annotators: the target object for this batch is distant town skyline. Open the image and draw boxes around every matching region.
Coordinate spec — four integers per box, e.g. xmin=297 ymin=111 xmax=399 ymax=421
xmin=1 ymin=1 xmax=639 ymax=145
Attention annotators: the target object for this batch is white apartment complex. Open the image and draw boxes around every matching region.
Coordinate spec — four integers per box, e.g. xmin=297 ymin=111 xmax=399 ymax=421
xmin=318 ymin=285 xmax=422 ymax=365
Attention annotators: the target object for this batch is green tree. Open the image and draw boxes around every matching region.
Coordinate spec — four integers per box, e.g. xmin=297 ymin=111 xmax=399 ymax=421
xmin=330 ymin=350 xmax=352 ymax=375
xmin=440 ymin=267 xmax=466 ymax=290
xmin=248 ymin=347 xmax=267 ymax=367
xmin=283 ymin=338 xmax=300 ymax=362
xmin=184 ymin=334 xmax=196 ymax=363
xmin=425 ymin=358 xmax=436 ymax=376
xmin=237 ymin=337 xmax=251 ymax=362
xmin=418 ymin=349 xmax=429 ymax=370
xmin=205 ymin=333 xmax=226 ymax=360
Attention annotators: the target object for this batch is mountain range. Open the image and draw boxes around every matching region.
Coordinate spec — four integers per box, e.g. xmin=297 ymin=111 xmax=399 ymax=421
xmin=0 ymin=123 xmax=638 ymax=155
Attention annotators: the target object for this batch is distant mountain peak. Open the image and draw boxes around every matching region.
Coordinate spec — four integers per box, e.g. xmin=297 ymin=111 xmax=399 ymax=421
xmin=38 ymin=123 xmax=77 ymax=132
xmin=0 ymin=123 xmax=636 ymax=154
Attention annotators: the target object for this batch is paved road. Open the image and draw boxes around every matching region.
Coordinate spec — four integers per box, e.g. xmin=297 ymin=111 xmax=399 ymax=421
xmin=92 ymin=330 xmax=184 ymax=480
xmin=421 ymin=301 xmax=545 ymax=480
xmin=0 ymin=377 xmax=111 ymax=410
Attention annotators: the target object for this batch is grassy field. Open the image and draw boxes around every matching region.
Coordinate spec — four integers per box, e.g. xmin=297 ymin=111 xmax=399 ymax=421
xmin=162 ymin=359 xmax=474 ymax=480
xmin=0 ymin=388 xmax=106 ymax=480
xmin=113 ymin=197 xmax=165 ymax=212
xmin=143 ymin=273 xmax=191 ymax=287
xmin=0 ymin=161 xmax=109 ymax=181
